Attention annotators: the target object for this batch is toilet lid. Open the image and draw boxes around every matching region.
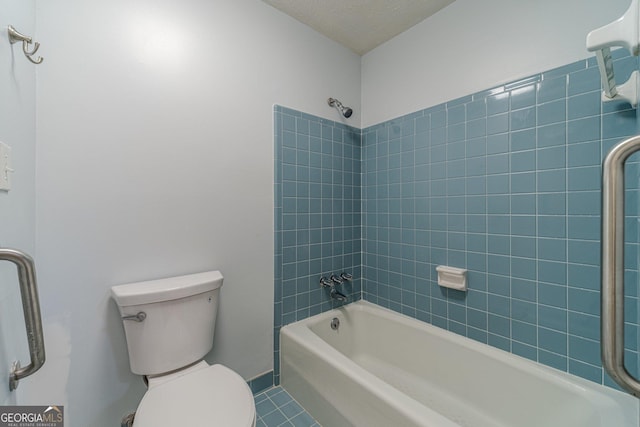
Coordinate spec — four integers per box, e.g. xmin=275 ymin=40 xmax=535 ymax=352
xmin=134 ymin=364 xmax=256 ymax=427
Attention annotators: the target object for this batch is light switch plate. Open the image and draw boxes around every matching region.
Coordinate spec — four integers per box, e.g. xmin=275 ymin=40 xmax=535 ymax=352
xmin=0 ymin=142 xmax=12 ymax=191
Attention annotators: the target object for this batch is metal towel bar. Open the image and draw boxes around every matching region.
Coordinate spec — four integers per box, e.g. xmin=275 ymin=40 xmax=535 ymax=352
xmin=0 ymin=248 xmax=45 ymax=391
xmin=602 ymin=134 xmax=640 ymax=397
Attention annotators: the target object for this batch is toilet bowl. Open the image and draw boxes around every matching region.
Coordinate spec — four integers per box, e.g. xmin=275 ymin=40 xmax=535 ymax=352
xmin=134 ymin=362 xmax=255 ymax=427
xmin=111 ymin=270 xmax=256 ymax=427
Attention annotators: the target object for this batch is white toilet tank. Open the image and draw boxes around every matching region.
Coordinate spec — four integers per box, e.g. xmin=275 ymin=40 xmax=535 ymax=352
xmin=111 ymin=270 xmax=223 ymax=376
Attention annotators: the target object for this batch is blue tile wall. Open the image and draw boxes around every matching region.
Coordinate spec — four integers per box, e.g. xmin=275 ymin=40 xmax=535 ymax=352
xmin=361 ymin=50 xmax=640 ymax=389
xmin=273 ymin=51 xmax=640 ymax=391
xmin=274 ymin=106 xmax=362 ymax=384
xmin=248 ymin=371 xmax=275 ymax=394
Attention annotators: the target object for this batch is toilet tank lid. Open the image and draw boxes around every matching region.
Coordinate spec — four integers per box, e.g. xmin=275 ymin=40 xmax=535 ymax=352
xmin=111 ymin=270 xmax=223 ymax=307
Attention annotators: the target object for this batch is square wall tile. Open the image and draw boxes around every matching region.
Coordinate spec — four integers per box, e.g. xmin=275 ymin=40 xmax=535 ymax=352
xmin=277 ymin=52 xmax=640 ymax=393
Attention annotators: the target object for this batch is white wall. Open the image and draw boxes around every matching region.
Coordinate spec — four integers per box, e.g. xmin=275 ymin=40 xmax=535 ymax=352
xmin=361 ymin=0 xmax=632 ymax=127
xmin=34 ymin=0 xmax=360 ymax=425
xmin=0 ymin=0 xmax=36 ymax=406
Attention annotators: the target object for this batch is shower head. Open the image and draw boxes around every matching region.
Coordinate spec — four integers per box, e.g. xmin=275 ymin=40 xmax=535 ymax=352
xmin=328 ymin=97 xmax=353 ymax=118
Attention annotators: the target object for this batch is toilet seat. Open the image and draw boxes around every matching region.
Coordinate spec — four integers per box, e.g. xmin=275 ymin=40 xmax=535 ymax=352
xmin=133 ymin=363 xmax=256 ymax=427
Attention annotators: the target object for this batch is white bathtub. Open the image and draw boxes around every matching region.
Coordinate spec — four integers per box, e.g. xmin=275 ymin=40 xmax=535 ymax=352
xmin=280 ymin=300 xmax=639 ymax=427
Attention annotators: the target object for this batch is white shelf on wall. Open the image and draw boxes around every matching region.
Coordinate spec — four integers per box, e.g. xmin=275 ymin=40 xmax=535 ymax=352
xmin=435 ymin=266 xmax=467 ymax=292
xmin=586 ymin=0 xmax=640 ymax=107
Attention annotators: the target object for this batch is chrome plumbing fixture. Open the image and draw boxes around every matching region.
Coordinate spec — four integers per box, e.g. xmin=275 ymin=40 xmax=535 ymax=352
xmin=340 ymin=272 xmax=353 ymax=282
xmin=327 ymin=97 xmax=353 ymax=118
xmin=319 ymin=276 xmax=333 ymax=288
xmin=330 ymin=317 xmax=340 ymax=330
xmin=330 ymin=288 xmax=348 ymax=302
xmin=330 ymin=274 xmax=343 ymax=285
xmin=319 ymin=276 xmax=348 ymax=302
xmin=122 ymin=312 xmax=146 ymax=322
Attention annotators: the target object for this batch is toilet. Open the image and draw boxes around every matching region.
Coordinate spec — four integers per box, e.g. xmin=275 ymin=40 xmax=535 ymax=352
xmin=111 ymin=270 xmax=256 ymax=427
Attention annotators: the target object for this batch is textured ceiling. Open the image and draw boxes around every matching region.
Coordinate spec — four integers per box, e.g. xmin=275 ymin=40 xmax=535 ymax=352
xmin=262 ymin=0 xmax=456 ymax=55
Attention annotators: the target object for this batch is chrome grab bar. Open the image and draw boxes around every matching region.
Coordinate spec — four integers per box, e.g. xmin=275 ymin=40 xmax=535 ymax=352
xmin=602 ymin=134 xmax=640 ymax=397
xmin=0 ymin=248 xmax=45 ymax=391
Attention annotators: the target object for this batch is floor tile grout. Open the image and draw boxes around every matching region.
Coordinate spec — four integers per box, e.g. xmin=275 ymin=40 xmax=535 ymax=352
xmin=254 ymin=386 xmax=321 ymax=427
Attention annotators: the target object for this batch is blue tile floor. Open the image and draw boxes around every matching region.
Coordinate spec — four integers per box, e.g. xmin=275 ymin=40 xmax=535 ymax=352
xmin=254 ymin=386 xmax=321 ymax=427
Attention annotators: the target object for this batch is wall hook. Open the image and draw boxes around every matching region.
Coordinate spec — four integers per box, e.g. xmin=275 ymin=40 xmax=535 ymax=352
xmin=8 ymin=25 xmax=43 ymax=65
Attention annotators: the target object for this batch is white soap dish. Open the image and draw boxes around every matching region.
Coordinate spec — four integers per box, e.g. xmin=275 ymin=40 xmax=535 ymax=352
xmin=436 ymin=266 xmax=468 ymax=291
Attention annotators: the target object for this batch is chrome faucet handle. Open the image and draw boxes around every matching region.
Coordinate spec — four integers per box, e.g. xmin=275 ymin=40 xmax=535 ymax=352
xmin=340 ymin=272 xmax=353 ymax=282
xmin=330 ymin=274 xmax=343 ymax=284
xmin=319 ymin=276 xmax=333 ymax=288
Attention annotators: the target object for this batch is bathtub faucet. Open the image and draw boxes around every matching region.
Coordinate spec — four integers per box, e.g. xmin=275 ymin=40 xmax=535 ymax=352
xmin=330 ymin=287 xmax=348 ymax=302
xmin=340 ymin=272 xmax=353 ymax=282
xmin=320 ymin=276 xmax=348 ymax=302
xmin=320 ymin=276 xmax=333 ymax=287
xmin=330 ymin=274 xmax=343 ymax=285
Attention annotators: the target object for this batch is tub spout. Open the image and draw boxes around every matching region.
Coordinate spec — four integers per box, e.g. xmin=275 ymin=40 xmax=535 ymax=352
xmin=330 ymin=287 xmax=348 ymax=302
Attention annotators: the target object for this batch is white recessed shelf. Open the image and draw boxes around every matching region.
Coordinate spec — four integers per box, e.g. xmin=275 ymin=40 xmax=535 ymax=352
xmin=436 ymin=265 xmax=468 ymax=292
